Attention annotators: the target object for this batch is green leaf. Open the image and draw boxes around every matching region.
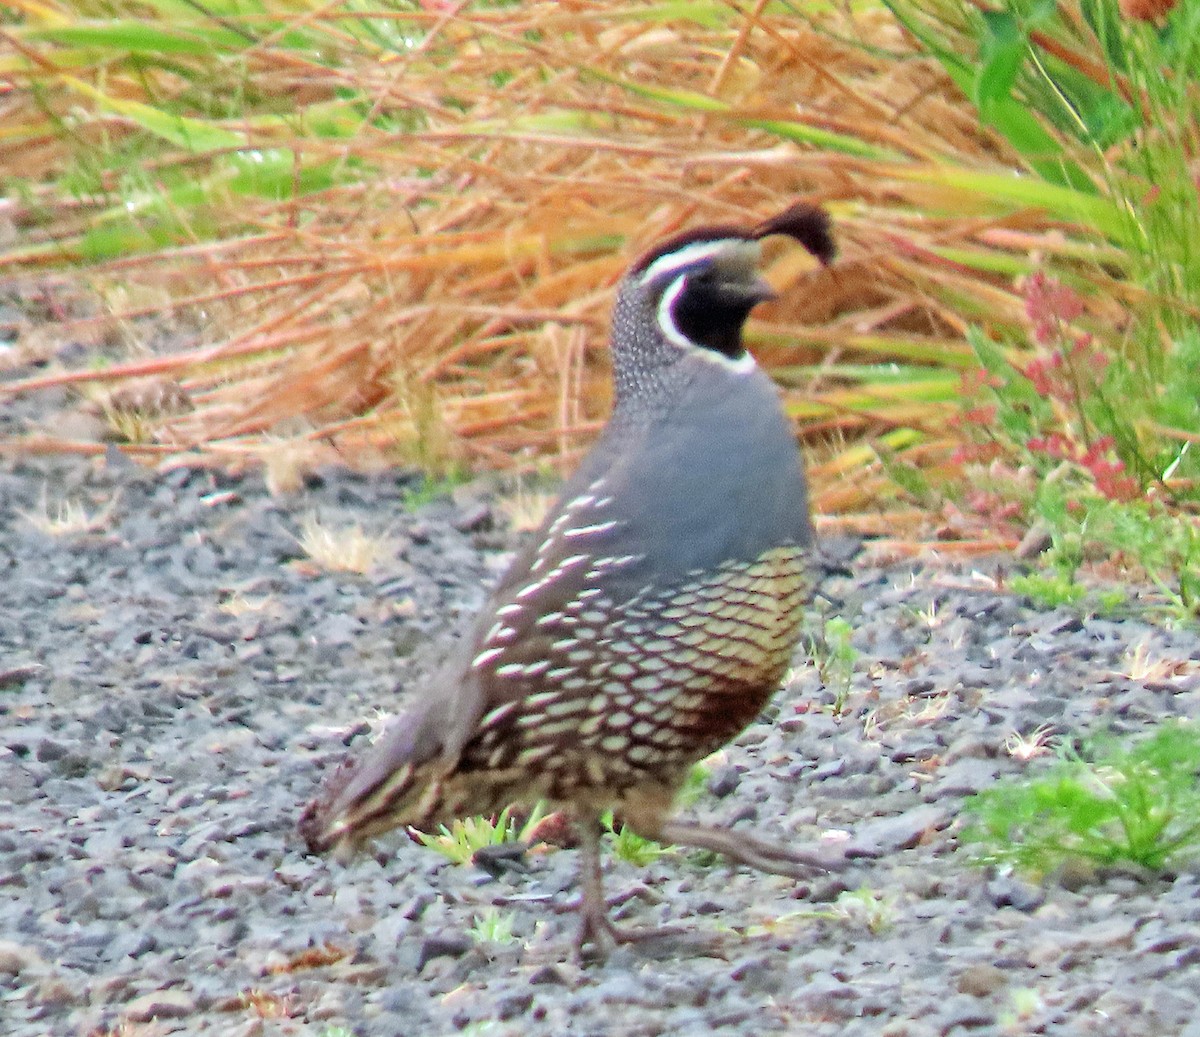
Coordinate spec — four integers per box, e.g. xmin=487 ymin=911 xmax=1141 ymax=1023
xmin=66 ymin=77 xmax=242 ymax=151
xmin=888 ymin=165 xmax=1121 ymax=240
xmin=23 ymin=21 xmax=239 ymax=54
xmin=975 ymin=11 xmax=1025 ymax=116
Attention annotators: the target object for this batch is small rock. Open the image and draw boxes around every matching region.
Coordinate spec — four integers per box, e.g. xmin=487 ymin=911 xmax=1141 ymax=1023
xmin=729 ymin=954 xmax=786 ymax=993
xmin=496 ymin=990 xmax=534 ymax=1020
xmin=956 ymin=964 xmax=1007 ymax=997
xmin=123 ymin=988 xmax=196 ymax=1022
xmin=848 ymin=805 xmax=950 ymax=855
xmin=0 ymin=939 xmax=44 ymax=975
xmin=528 ymin=964 xmax=571 ymax=986
xmin=34 ymin=975 xmax=79 ymax=1009
xmin=452 ymin=503 xmax=493 ymax=533
xmin=984 ymin=876 xmax=1044 ymax=912
xmin=1053 ymin=857 xmax=1098 ymax=892
xmin=417 ymin=932 xmax=473 ymax=972
xmin=707 ymin=765 xmax=741 ymax=798
xmin=938 ymin=992 xmax=995 ymax=1031
xmin=36 ymin=738 xmax=70 ymax=762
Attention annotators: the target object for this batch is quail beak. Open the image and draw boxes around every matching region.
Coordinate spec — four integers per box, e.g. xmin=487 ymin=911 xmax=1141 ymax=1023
xmin=747 ymin=276 xmax=777 ymax=305
xmin=722 ymin=275 xmax=776 ymax=309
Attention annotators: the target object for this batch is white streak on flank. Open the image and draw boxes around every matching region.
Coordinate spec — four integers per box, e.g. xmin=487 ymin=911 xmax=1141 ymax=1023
xmin=514 ymin=577 xmax=551 ymax=602
xmin=514 ymin=553 xmax=590 ymax=601
xmin=471 ymin=646 xmax=506 ymax=670
xmin=553 ymin=553 xmax=591 ymax=570
xmin=561 ymin=493 xmax=595 ymax=514
xmin=495 ymin=663 xmax=528 ymax=679
xmin=564 ymin=520 xmax=621 ymax=538
xmin=638 ymin=238 xmax=744 ymax=286
xmin=657 ymin=274 xmax=757 ymax=375
xmin=477 ymin=700 xmax=516 ymax=724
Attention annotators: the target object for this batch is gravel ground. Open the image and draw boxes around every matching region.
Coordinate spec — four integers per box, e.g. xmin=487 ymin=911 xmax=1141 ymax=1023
xmin=4 ymin=450 xmax=1200 ymax=1037
xmin=3 ymin=302 xmax=1200 ymax=1036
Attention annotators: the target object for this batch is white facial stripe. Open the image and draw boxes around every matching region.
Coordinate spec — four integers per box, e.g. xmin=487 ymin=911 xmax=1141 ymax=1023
xmin=638 ymin=238 xmax=745 ymax=286
xmin=655 ymin=274 xmax=758 ymax=375
xmin=656 ymin=274 xmax=692 ymax=352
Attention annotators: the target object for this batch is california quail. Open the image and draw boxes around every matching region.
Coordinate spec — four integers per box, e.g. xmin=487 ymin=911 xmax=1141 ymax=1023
xmin=300 ymin=202 xmax=839 ymax=954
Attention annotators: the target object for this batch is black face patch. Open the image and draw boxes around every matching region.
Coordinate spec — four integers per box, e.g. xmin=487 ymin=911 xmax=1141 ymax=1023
xmin=669 ymin=274 xmax=750 ymax=359
xmin=666 ymin=269 xmax=771 ymax=359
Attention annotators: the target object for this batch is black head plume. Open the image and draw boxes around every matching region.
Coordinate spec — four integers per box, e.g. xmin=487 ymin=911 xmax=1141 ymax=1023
xmin=751 ymin=202 xmax=836 ymax=266
xmin=630 ymin=200 xmax=836 ymax=279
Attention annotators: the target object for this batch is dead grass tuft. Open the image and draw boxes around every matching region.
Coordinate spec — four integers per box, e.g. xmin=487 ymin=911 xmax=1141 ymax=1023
xmin=0 ymin=2 xmax=1127 ymax=540
xmin=294 ymin=512 xmax=390 ymax=574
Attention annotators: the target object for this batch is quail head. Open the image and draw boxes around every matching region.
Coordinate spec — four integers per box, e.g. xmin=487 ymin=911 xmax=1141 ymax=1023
xmin=300 ymin=201 xmax=839 ymax=955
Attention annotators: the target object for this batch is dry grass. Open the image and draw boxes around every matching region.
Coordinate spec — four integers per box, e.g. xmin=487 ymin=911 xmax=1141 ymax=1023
xmin=294 ymin=512 xmax=390 ymax=574
xmin=19 ymin=487 xmax=118 ymax=536
xmin=0 ymin=2 xmax=1130 ymax=542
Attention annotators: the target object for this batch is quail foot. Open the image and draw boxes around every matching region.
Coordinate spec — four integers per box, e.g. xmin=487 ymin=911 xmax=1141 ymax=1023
xmin=300 ymin=201 xmax=842 ymax=958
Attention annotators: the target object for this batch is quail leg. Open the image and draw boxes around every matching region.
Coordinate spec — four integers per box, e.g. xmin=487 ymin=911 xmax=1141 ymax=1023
xmin=655 ymin=819 xmax=846 ymax=878
xmin=571 ymin=816 xmax=689 ymax=961
xmin=573 ymin=816 xmax=622 ymax=958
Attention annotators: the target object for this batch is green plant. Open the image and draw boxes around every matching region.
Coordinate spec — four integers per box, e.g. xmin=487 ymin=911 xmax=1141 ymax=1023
xmin=400 ymin=467 xmax=471 ymax=511
xmin=602 ymin=811 xmax=667 ymax=867
xmin=961 ymin=296 xmax=1198 ymax=621
xmin=770 ymin=885 xmax=897 ymax=935
xmin=600 ymin=762 xmax=710 ymax=866
xmin=414 ymin=802 xmax=547 ymax=865
xmin=1000 ymin=987 xmax=1045 ymax=1031
xmin=830 ymin=886 xmax=897 ymax=935
xmin=1009 ymin=571 xmax=1088 ymax=610
xmin=676 ymin=761 xmax=711 ymax=808
xmin=962 ymin=720 xmax=1200 ymax=876
xmin=887 ymin=0 xmax=1199 ymax=606
xmin=813 ymin=616 xmax=857 ymax=714
xmin=1033 ymin=486 xmax=1198 ymax=621
xmin=470 ymin=906 xmax=519 ymax=947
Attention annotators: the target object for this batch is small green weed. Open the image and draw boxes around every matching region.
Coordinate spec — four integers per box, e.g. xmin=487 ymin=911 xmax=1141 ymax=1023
xmin=602 ymin=811 xmax=667 ymax=867
xmin=999 ymin=987 xmax=1045 ymax=1031
xmin=676 ymin=761 xmax=710 ymax=808
xmin=963 ymin=721 xmax=1200 ymax=877
xmin=771 ymin=886 xmax=897 ymax=935
xmin=1031 ymin=485 xmax=1198 ymax=623
xmin=415 ymin=802 xmax=547 ymax=865
xmin=1009 ymin=571 xmax=1088 ymax=610
xmin=470 ymin=906 xmax=519 ymax=947
xmin=602 ymin=762 xmax=710 ymax=866
xmin=400 ymin=467 xmax=470 ymax=510
xmin=1010 ymin=570 xmax=1125 ymax=616
xmin=830 ymin=886 xmax=896 ymax=935
xmin=812 ymin=616 xmax=857 ymax=714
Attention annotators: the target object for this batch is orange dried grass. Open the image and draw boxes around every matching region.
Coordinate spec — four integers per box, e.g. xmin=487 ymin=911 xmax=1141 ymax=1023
xmin=0 ymin=2 xmax=1115 ymax=540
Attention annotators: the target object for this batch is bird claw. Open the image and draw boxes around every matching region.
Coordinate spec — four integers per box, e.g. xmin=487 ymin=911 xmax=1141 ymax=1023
xmin=570 ymin=906 xmax=688 ymax=964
